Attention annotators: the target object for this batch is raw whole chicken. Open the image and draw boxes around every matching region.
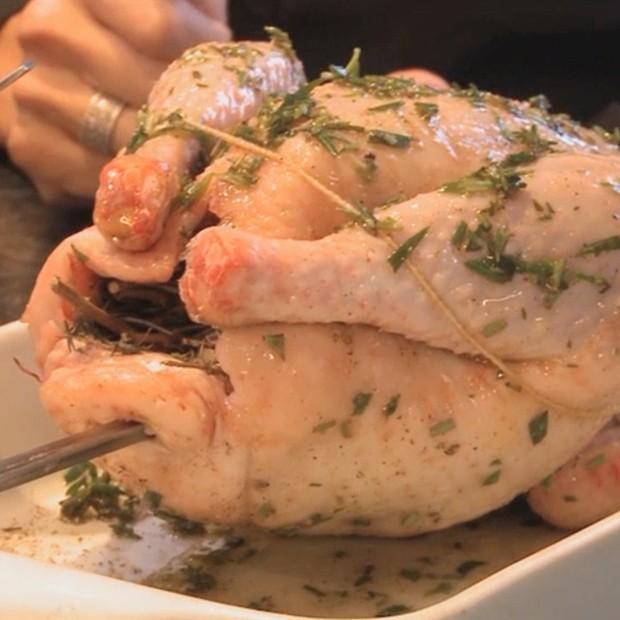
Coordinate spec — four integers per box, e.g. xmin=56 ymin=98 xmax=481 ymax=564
xmin=23 ymin=30 xmax=620 ymax=536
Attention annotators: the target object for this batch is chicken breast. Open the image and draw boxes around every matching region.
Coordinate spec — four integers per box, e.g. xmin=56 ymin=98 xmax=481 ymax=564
xmin=201 ymin=79 xmax=615 ymax=241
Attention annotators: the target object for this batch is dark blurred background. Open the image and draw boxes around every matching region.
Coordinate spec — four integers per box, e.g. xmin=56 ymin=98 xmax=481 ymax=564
xmin=231 ymin=0 xmax=619 ymax=123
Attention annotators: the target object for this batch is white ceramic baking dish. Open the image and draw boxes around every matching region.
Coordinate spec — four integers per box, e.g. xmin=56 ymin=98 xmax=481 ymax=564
xmin=1 ymin=320 xmax=620 ymax=620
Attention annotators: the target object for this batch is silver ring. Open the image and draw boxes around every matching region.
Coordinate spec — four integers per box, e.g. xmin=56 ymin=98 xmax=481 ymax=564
xmin=80 ymin=92 xmax=124 ymax=155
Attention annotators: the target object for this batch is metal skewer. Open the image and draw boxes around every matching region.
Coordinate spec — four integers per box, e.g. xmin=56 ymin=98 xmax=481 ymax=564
xmin=0 ymin=421 xmax=151 ymax=493
xmin=0 ymin=60 xmax=34 ymax=91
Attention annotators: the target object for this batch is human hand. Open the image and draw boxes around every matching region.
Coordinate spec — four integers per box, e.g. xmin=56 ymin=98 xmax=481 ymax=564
xmin=3 ymin=0 xmax=230 ymax=206
xmin=389 ymin=68 xmax=449 ymax=89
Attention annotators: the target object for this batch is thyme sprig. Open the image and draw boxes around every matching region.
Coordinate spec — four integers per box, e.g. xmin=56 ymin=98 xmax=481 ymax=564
xmin=60 ymin=463 xmax=140 ymax=539
xmin=265 ymin=26 xmax=297 ymax=60
xmin=440 ymin=156 xmax=527 ymax=197
xmin=127 ymin=109 xmax=213 ymax=154
xmin=53 ymin=276 xmax=217 ymax=360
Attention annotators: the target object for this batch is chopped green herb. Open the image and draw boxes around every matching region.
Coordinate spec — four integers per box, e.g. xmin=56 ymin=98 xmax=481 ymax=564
xmin=313 ymin=420 xmax=337 ymax=434
xmin=340 ymin=420 xmax=352 ymax=438
xmin=577 ymin=235 xmax=620 ymax=257
xmin=376 ymin=605 xmax=413 ymax=617
xmin=456 ymin=560 xmax=486 ymax=576
xmin=274 ymin=512 xmax=333 ymax=536
xmin=173 ymin=174 xmax=212 ymax=210
xmin=387 ymin=226 xmax=430 ymax=271
xmin=221 ymin=154 xmax=265 ymax=187
xmin=341 ymin=201 xmax=401 ymax=233
xmin=60 ymin=463 xmax=140 ymax=538
xmin=367 ymin=100 xmax=405 ymax=113
xmin=414 ymin=101 xmax=439 ymax=121
xmin=368 ymin=129 xmax=413 ymax=148
xmin=451 ymin=221 xmax=469 ymax=248
xmin=482 ymin=318 xmax=508 ymax=338
xmin=400 ymin=511 xmax=419 ymax=527
xmin=541 ymin=474 xmax=554 ymax=489
xmin=425 ymin=581 xmax=454 ymax=596
xmin=303 ymin=584 xmax=326 ymax=597
xmin=258 ymin=502 xmax=275 ymax=519
xmin=510 ymin=125 xmax=555 ymax=155
xmin=71 ymin=244 xmax=89 ymax=263
xmin=263 ymin=333 xmax=285 ymax=359
xmin=265 ymin=26 xmax=296 ymax=60
xmin=302 ymin=113 xmax=365 ymax=156
xmin=532 ymin=200 xmax=555 ymax=221
xmin=354 ymin=564 xmax=375 ymax=587
xmin=430 ymin=417 xmax=456 ymax=437
xmin=383 ymin=394 xmax=401 ymax=416
xmin=352 ymin=392 xmax=373 ymax=415
xmin=247 ymin=596 xmax=275 ymax=611
xmin=601 ymin=179 xmax=620 ymax=195
xmin=110 ymin=521 xmax=140 ymax=540
xmin=482 ymin=470 xmax=501 ymax=486
xmin=563 ymin=495 xmax=577 ymax=502
xmin=528 ymin=410 xmax=549 ymax=445
xmin=143 ymin=490 xmax=205 ymax=535
xmin=181 ymin=563 xmax=217 ymax=594
xmin=440 ymin=158 xmax=526 ymax=197
xmin=328 ymin=47 xmax=362 ymax=80
xmin=400 ymin=568 xmax=422 ymax=581
xmin=585 ymin=453 xmax=606 ymax=470
xmin=260 ymin=84 xmax=317 ymax=145
xmin=336 ymin=70 xmax=436 ymax=99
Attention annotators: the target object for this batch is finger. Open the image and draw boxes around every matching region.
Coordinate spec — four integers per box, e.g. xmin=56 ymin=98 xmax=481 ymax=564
xmin=7 ymin=108 xmax=109 ymax=204
xmin=11 ymin=64 xmax=138 ymax=155
xmin=83 ymin=0 xmax=231 ymax=61
xmin=17 ymin=0 xmax=167 ymax=107
xmin=389 ymin=68 xmax=449 ymax=90
xmin=189 ymin=0 xmax=229 ymax=23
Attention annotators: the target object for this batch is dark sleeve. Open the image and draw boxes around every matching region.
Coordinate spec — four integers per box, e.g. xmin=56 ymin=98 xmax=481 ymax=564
xmin=230 ymin=0 xmax=619 ymax=122
xmin=0 ymin=0 xmax=25 ymax=23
